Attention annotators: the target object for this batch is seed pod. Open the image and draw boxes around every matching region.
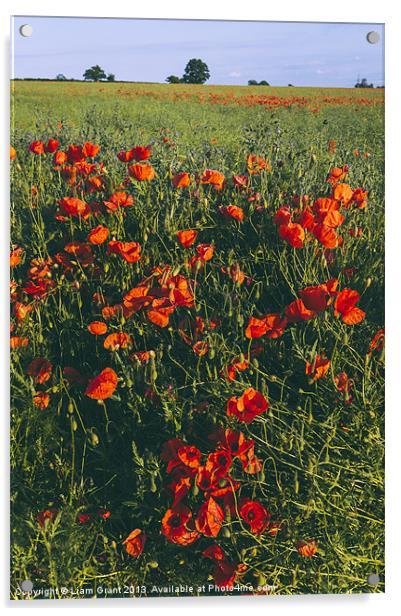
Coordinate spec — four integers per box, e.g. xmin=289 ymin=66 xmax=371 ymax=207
xmin=222 ymin=526 xmax=231 ymax=538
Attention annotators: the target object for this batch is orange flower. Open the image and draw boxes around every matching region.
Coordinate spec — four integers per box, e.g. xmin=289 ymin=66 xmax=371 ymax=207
xmin=128 ymin=163 xmax=155 ymax=181
xmin=107 ymin=240 xmax=141 ymax=263
xmin=227 ymin=388 xmax=269 ymax=424
xmin=26 ymin=358 xmax=53 ymax=384
xmin=332 ymin=183 xmax=354 ymax=206
xmin=334 ymin=372 xmax=353 ymax=391
xmin=352 ymin=188 xmax=368 ymax=209
xmin=85 ymin=367 xmax=118 ymax=400
xmin=195 ymin=497 xmax=224 ymax=537
xmin=193 ymin=341 xmax=209 ymax=356
xmin=122 ymin=529 xmax=146 ymax=557
xmin=172 ymin=172 xmax=191 ymax=188
xmin=247 ymin=154 xmax=271 ymax=175
xmin=146 ymin=298 xmax=174 ymax=328
xmin=103 ymin=332 xmax=132 ymax=351
xmin=296 ymin=539 xmax=318 ymax=557
xmin=220 ymin=205 xmax=244 ymax=222
xmin=29 ymin=140 xmax=45 ymax=155
xmin=327 ymin=165 xmax=347 ymax=185
xmin=88 ymin=225 xmax=109 ymax=245
xmin=239 ymin=498 xmax=270 ymax=534
xmin=10 ymin=145 xmax=16 ymax=160
xmin=87 ymin=321 xmax=108 ymax=335
xmin=59 ymin=196 xmax=90 ymax=219
xmin=53 ymin=150 xmax=67 ymax=166
xmin=45 ymin=138 xmax=59 ymax=153
xmin=33 ymin=391 xmax=50 ymax=410
xmin=285 ymin=299 xmax=316 ymax=323
xmin=305 ymin=354 xmax=331 ymax=382
xmin=82 ymin=141 xmax=100 ymax=158
xmin=177 ymin=229 xmax=198 ymax=248
xmin=161 ymin=504 xmax=200 ymax=546
xmin=10 ymin=336 xmax=29 ymax=349
xmin=37 ymin=509 xmax=58 ymax=528
xmin=129 ymin=146 xmax=152 ymax=161
xmin=200 ymin=169 xmax=225 ymax=190
xmin=177 ymin=445 xmax=202 ymax=469
xmin=312 ymin=224 xmax=339 ymax=249
xmin=334 ymin=288 xmax=366 ymax=324
xmin=123 ymin=286 xmax=151 ymax=312
xmin=299 ymin=280 xmax=338 ymax=312
xmin=196 ymin=243 xmax=214 ymax=262
xmin=279 ymin=222 xmax=305 ymax=248
xmin=10 ymin=247 xmax=23 ymax=267
xmin=104 ymin=191 xmax=134 ymax=210
xmin=245 ymin=314 xmax=287 ymax=339
xmin=368 ymin=328 xmax=384 ymax=355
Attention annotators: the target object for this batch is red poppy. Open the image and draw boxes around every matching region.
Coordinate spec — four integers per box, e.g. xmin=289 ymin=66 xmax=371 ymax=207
xmin=200 ymin=169 xmax=225 ymax=190
xmin=305 ymin=354 xmax=331 ymax=382
xmin=10 ymin=145 xmax=16 ymax=160
xmin=196 ymin=243 xmax=214 ymax=262
xmin=104 ymin=191 xmax=134 ymax=210
xmin=273 ymin=207 xmax=292 ymax=227
xmin=312 ymin=224 xmax=339 ymax=248
xmin=58 ymin=196 xmax=90 ymax=219
xmin=107 ymin=240 xmax=141 ymax=263
xmin=103 ymin=332 xmax=132 ymax=351
xmin=26 ymin=358 xmax=53 ymax=384
xmin=45 ymin=138 xmax=59 ymax=153
xmin=37 ymin=509 xmax=58 ymax=528
xmin=334 ymin=372 xmax=353 ymax=391
xmin=33 ymin=391 xmax=50 ymax=410
xmin=122 ymin=529 xmax=146 ymax=557
xmin=177 ymin=229 xmax=198 ymax=248
xmin=247 ymin=154 xmax=271 ymax=175
xmin=279 ymin=222 xmax=305 ymax=248
xmin=296 ymin=539 xmax=318 ymax=557
xmin=88 ymin=225 xmax=109 ymax=245
xmin=10 ymin=336 xmax=29 ymax=349
xmin=334 ymin=289 xmax=366 ymax=324
xmin=161 ymin=504 xmax=200 ymax=545
xmin=85 ymin=367 xmax=118 ymax=400
xmin=368 ymin=328 xmax=384 ymax=355
xmin=172 ymin=172 xmax=191 ymax=188
xmin=203 ymin=545 xmax=240 ymax=589
xmin=227 ymin=388 xmax=269 ymax=424
xmin=78 ymin=513 xmax=91 ymax=524
xmin=232 ymin=174 xmax=249 ymax=189
xmin=239 ymin=498 xmax=271 ymax=534
xmin=29 ymin=140 xmax=45 ymax=155
xmin=177 ymin=445 xmax=202 ymax=469
xmin=129 ymin=146 xmax=151 ymax=161
xmin=82 ymin=141 xmax=100 ymax=158
xmin=333 ymin=183 xmax=353 ymax=206
xmin=220 ymin=205 xmax=244 ymax=222
xmin=285 ymin=299 xmax=316 ymax=323
xmin=299 ymin=282 xmax=335 ymax=312
xmin=128 ymin=163 xmax=155 ymax=181
xmin=195 ymin=497 xmax=224 ymax=537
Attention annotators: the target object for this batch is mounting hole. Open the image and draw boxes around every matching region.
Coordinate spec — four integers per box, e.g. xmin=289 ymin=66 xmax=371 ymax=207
xmin=20 ymin=579 xmax=33 ymax=592
xmin=19 ymin=24 xmax=33 ymax=37
xmin=367 ymin=573 xmax=380 ymax=585
xmin=366 ymin=31 xmax=380 ymax=44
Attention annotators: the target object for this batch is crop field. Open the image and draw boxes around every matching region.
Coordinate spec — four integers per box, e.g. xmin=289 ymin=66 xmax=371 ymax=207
xmin=10 ymin=81 xmax=384 ymax=599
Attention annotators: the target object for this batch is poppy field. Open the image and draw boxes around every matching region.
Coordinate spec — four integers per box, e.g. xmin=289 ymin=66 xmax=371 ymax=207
xmin=10 ymin=81 xmax=385 ymax=599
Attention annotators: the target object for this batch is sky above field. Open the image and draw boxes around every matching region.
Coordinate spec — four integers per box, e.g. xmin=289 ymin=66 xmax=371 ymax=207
xmin=11 ymin=16 xmax=384 ymax=87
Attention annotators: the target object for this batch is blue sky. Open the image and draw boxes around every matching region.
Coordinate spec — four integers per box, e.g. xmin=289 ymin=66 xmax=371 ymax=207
xmin=11 ymin=16 xmax=384 ymax=87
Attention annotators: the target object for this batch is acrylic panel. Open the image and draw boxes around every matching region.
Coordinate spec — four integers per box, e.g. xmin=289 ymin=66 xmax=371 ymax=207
xmin=10 ymin=15 xmax=385 ymax=600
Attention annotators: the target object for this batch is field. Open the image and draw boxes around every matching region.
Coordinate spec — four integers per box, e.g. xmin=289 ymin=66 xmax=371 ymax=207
xmin=10 ymin=81 xmax=384 ymax=599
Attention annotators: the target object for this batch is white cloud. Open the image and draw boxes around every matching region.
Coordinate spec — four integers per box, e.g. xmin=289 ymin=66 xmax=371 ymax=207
xmin=229 ymin=71 xmax=241 ymax=77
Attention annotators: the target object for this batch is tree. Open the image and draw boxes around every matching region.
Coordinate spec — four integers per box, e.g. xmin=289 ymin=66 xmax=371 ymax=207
xmin=166 ymin=75 xmax=181 ymax=84
xmin=355 ymin=77 xmax=373 ymax=88
xmin=248 ymin=79 xmax=258 ymax=86
xmin=56 ymin=73 xmax=67 ymax=81
xmin=83 ymin=65 xmax=107 ymax=82
xmin=258 ymin=80 xmax=270 ymax=86
xmin=182 ymin=59 xmax=210 ymax=84
xmin=107 ymin=73 xmax=116 ymax=82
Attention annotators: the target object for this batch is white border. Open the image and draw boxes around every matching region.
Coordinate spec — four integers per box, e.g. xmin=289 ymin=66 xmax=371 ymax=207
xmin=1 ymin=1 xmax=400 ymax=614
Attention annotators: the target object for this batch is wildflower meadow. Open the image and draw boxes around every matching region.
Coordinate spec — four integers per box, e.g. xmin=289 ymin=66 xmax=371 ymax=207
xmin=10 ymin=81 xmax=384 ymax=598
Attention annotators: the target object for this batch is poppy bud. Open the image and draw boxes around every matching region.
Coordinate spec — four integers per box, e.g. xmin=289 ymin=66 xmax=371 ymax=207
xmin=143 ymin=232 xmax=148 ymax=242
xmin=104 ymin=263 xmax=110 ymax=273
xmin=90 ymin=431 xmax=100 ymax=447
xmin=257 ymin=572 xmax=266 ymax=586
xmin=71 ymin=418 xmax=78 ymax=431
xmin=67 ymin=401 xmax=74 ymax=414
xmin=222 ymin=526 xmax=231 ymax=538
xmin=148 ymin=561 xmax=158 ymax=569
xmin=365 ymin=277 xmax=372 ymax=288
xmin=209 ymin=348 xmax=215 ymax=359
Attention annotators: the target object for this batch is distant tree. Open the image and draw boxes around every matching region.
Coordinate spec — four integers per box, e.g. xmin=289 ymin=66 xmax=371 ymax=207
xmin=56 ymin=73 xmax=67 ymax=81
xmin=288 ymin=84 xmax=294 ymax=87
xmin=182 ymin=59 xmax=210 ymax=84
xmin=107 ymin=73 xmax=116 ymax=82
xmin=258 ymin=80 xmax=270 ymax=86
xmin=83 ymin=65 xmax=107 ymax=82
xmin=355 ymin=77 xmax=373 ymax=88
xmin=166 ymin=75 xmax=182 ymax=84
xmin=248 ymin=79 xmax=258 ymax=86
